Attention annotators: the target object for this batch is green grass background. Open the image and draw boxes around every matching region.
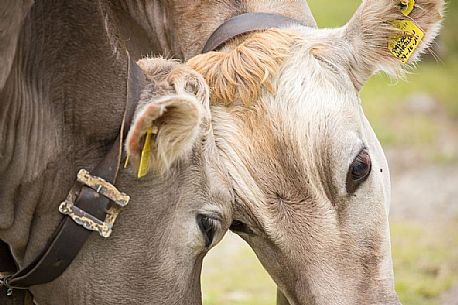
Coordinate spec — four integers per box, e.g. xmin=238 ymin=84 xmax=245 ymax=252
xmin=202 ymin=1 xmax=458 ymax=304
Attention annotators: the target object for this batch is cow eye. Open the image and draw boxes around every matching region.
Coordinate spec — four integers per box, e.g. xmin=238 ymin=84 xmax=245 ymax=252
xmin=346 ymin=148 xmax=371 ymax=193
xmin=196 ymin=214 xmax=217 ymax=248
xmin=230 ymin=220 xmax=254 ymax=235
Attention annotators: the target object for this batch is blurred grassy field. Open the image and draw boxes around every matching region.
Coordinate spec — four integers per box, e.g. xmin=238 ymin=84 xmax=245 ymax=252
xmin=391 ymin=221 xmax=458 ymax=305
xmin=203 ymin=1 xmax=458 ymax=305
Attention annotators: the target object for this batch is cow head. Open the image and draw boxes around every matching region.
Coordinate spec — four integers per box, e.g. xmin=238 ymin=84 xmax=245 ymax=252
xmin=27 ymin=58 xmax=232 ymax=305
xmin=188 ymin=0 xmax=444 ymax=304
xmin=119 ymin=58 xmax=233 ymax=303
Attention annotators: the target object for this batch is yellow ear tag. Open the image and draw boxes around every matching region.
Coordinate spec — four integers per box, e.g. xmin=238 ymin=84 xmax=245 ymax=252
xmin=137 ymin=127 xmax=153 ymax=178
xmin=400 ymin=0 xmax=415 ymax=16
xmin=388 ymin=20 xmax=424 ymax=64
xmin=124 ymin=155 xmax=130 ymax=169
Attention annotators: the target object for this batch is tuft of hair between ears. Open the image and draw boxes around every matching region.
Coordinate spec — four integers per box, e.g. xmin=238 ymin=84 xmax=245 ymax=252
xmin=187 ymin=29 xmax=300 ymax=106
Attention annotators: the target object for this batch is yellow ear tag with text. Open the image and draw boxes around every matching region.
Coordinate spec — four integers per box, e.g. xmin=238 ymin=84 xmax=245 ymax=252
xmin=400 ymin=0 xmax=415 ymax=16
xmin=137 ymin=127 xmax=153 ymax=178
xmin=388 ymin=20 xmax=424 ymax=64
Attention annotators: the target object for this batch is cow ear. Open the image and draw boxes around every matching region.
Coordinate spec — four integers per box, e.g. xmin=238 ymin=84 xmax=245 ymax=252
xmin=343 ymin=0 xmax=444 ymax=87
xmin=125 ymin=94 xmax=203 ymax=177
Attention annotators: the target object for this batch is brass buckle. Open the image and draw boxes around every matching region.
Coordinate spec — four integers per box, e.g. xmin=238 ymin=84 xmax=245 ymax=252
xmin=59 ymin=169 xmax=130 ymax=238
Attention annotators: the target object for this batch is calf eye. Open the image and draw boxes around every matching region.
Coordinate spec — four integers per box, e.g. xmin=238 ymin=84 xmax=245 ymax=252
xmin=346 ymin=148 xmax=371 ymax=193
xmin=196 ymin=214 xmax=217 ymax=248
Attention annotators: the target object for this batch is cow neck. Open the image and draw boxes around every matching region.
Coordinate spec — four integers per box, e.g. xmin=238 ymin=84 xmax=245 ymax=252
xmin=202 ymin=12 xmax=304 ymax=53
xmin=0 ymin=52 xmax=145 ymax=300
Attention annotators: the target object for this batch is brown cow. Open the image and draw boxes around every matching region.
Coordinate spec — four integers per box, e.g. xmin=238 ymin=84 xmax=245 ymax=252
xmin=0 ymin=0 xmax=316 ymax=304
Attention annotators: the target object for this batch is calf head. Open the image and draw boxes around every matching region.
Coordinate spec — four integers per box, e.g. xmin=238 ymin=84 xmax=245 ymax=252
xmin=188 ymin=0 xmax=444 ymax=304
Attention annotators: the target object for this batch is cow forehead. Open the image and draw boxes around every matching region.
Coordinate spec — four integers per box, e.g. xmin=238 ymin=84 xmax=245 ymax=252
xmin=272 ymin=51 xmax=391 ymax=208
xmin=211 ymin=28 xmax=391 ymax=210
xmin=229 ymin=54 xmax=389 ymax=205
xmin=220 ymin=104 xmax=357 ymax=211
xmin=266 ymin=49 xmax=363 ymax=158
xmin=271 ymin=51 xmax=392 ymax=213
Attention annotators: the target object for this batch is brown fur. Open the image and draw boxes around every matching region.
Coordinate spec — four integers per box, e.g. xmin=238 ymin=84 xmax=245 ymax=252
xmin=0 ymin=2 xmax=233 ymax=304
xmin=187 ymin=29 xmax=299 ymax=106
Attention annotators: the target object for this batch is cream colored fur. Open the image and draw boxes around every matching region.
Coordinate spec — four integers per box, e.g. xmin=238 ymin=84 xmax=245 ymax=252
xmin=190 ymin=0 xmax=444 ymax=99
xmin=186 ymin=0 xmax=444 ymax=304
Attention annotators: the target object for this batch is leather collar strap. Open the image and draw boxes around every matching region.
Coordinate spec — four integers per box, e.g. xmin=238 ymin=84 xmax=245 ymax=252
xmin=0 ymin=52 xmax=145 ymax=298
xmin=202 ymin=12 xmax=303 ymax=53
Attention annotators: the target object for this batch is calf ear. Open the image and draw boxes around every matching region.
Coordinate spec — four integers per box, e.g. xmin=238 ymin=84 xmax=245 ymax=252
xmin=125 ymin=94 xmax=203 ymax=176
xmin=344 ymin=0 xmax=444 ymax=86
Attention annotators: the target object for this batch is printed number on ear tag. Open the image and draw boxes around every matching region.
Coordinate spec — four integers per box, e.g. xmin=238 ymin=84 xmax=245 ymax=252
xmin=138 ymin=127 xmax=154 ymax=178
xmin=388 ymin=20 xmax=424 ymax=64
xmin=400 ymin=0 xmax=415 ymax=16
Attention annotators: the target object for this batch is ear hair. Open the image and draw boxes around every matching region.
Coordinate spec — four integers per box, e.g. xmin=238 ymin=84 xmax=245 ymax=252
xmin=137 ymin=56 xmax=181 ymax=82
xmin=125 ymin=94 xmax=202 ymax=175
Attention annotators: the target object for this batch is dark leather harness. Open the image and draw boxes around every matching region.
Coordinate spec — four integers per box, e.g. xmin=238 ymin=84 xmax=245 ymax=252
xmin=0 ymin=12 xmax=302 ymax=304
